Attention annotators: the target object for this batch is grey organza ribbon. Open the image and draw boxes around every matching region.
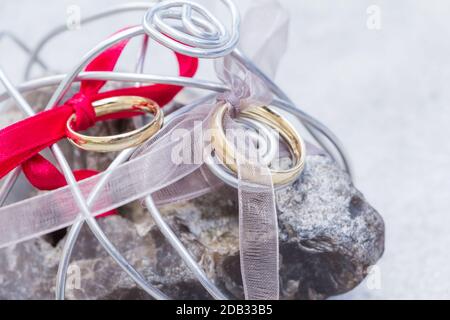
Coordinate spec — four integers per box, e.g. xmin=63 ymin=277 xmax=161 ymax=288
xmin=212 ymin=1 xmax=290 ymax=299
xmin=134 ymin=53 xmax=281 ymax=299
xmin=215 ymin=55 xmax=280 ymax=300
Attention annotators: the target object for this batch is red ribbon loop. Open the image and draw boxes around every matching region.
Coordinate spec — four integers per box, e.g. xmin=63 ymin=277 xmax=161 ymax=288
xmin=0 ymin=31 xmax=199 ymax=217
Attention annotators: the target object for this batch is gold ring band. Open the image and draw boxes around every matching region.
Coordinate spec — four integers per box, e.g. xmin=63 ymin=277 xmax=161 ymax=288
xmin=211 ymin=103 xmax=306 ymax=186
xmin=66 ymin=96 xmax=163 ymax=152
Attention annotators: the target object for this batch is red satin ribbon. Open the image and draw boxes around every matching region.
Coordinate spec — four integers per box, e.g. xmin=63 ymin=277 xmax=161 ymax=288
xmin=0 ymin=34 xmax=198 ymax=217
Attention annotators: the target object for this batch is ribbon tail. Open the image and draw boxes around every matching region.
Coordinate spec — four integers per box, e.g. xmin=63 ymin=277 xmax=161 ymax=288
xmin=237 ymin=158 xmax=280 ymax=300
xmin=0 ymin=106 xmax=75 ymax=180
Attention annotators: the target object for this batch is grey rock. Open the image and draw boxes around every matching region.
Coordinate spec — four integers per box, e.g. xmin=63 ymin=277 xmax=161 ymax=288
xmin=0 ymin=153 xmax=384 ymax=300
xmin=0 ymin=239 xmax=59 ymax=299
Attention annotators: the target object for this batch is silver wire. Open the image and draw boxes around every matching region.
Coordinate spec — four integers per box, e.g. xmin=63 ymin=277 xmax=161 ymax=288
xmin=0 ymin=168 xmax=20 ymax=206
xmin=1 ymin=66 xmax=169 ymax=300
xmin=0 ymin=0 xmax=354 ymax=301
xmin=0 ymin=71 xmax=350 ymax=208
xmin=0 ymin=68 xmax=37 ymax=207
xmin=0 ymin=72 xmax=350 ymax=177
xmin=23 ymin=2 xmax=157 ymax=80
xmin=205 ymin=117 xmax=284 ymax=190
xmin=145 ymin=196 xmax=229 ymax=300
xmin=19 ymin=0 xmax=350 ymax=174
xmin=1 ymin=66 xmax=348 ymax=299
xmin=55 ymin=30 xmax=169 ymax=300
xmin=0 ymin=73 xmax=228 ymax=104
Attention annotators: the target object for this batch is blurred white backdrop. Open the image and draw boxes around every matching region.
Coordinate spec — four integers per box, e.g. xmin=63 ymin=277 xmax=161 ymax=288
xmin=1 ymin=0 xmax=450 ymax=299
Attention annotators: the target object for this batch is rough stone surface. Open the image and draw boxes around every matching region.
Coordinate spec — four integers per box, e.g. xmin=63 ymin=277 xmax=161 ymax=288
xmin=0 ymin=153 xmax=384 ymax=300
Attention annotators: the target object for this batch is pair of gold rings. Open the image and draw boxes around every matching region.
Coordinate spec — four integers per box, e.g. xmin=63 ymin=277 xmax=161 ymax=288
xmin=67 ymin=96 xmax=306 ymax=186
xmin=210 ymin=103 xmax=306 ymax=186
xmin=66 ymin=96 xmax=163 ymax=152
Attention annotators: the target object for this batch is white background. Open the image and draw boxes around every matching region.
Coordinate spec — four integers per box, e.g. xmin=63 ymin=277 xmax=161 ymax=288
xmin=1 ymin=0 xmax=450 ymax=299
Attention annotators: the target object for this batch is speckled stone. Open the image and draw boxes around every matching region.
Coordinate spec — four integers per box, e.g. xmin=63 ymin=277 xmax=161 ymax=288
xmin=0 ymin=153 xmax=384 ymax=300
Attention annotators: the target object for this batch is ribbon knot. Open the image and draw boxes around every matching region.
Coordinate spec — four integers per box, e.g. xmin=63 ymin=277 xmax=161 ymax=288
xmin=215 ymin=56 xmax=280 ymax=300
xmin=216 ymin=56 xmax=273 ymax=118
xmin=66 ymin=93 xmax=96 ymax=131
xmin=0 ymin=33 xmax=199 ymax=189
xmin=218 ymin=91 xmax=243 ymax=118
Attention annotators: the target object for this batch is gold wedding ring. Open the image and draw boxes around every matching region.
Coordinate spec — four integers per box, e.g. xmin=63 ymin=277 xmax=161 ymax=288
xmin=66 ymin=96 xmax=163 ymax=152
xmin=211 ymin=103 xmax=306 ymax=186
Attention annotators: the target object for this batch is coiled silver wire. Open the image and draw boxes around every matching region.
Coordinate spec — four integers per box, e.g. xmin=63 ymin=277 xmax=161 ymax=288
xmin=143 ymin=0 xmax=240 ymax=58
